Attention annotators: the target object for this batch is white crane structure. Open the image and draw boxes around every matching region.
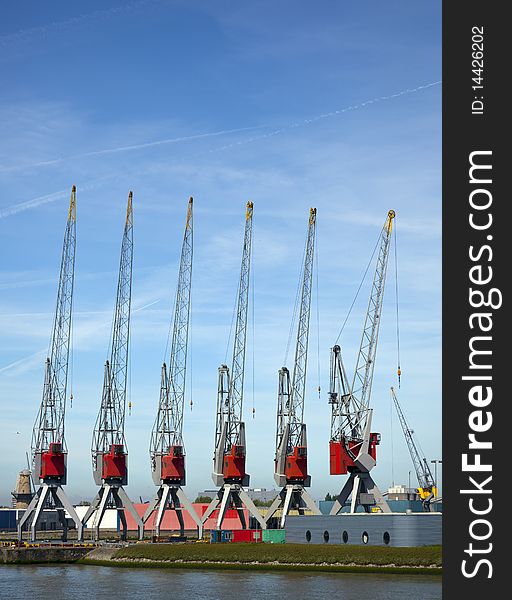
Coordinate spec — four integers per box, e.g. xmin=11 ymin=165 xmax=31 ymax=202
xmin=18 ymin=187 xmax=83 ymax=542
xmin=265 ymin=208 xmax=321 ymax=528
xmin=143 ymin=198 xmax=203 ymax=537
xmin=328 ymin=210 xmax=395 ymax=515
xmin=201 ymin=202 xmax=266 ymax=531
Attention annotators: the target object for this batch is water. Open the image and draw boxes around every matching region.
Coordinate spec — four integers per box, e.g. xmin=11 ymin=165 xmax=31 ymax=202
xmin=0 ymin=565 xmax=441 ymax=600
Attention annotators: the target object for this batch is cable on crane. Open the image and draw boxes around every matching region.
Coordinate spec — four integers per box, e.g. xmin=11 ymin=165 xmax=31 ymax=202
xmin=315 ymin=235 xmax=321 ymax=399
xmin=284 ymin=233 xmax=307 ymax=366
xmin=389 ymin=387 xmax=395 ymax=487
xmin=69 ymin=315 xmax=74 ymax=409
xmin=189 ymin=281 xmax=194 ymax=412
xmin=224 ymin=271 xmax=239 ymax=365
xmin=393 ymin=223 xmax=401 ymax=388
xmin=251 ymin=236 xmax=256 ymax=419
xmin=334 ymin=234 xmax=380 ymax=344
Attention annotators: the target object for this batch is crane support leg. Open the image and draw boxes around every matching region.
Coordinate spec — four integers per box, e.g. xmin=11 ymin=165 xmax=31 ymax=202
xmin=201 ymin=484 xmax=266 ymax=531
xmin=330 ymin=471 xmax=391 ymax=515
xmin=154 ymin=486 xmax=171 ymax=537
xmin=53 ymin=485 xmax=84 ymax=541
xmin=237 ymin=487 xmax=266 ymax=530
xmin=116 ymin=485 xmax=144 ymax=541
xmin=83 ymin=483 xmax=143 ymax=541
xmin=231 ymin=489 xmax=247 ymax=530
xmin=201 ymin=492 xmax=221 ymax=525
xmin=17 ymin=482 xmax=83 ymax=542
xmin=143 ymin=490 xmax=162 ymax=525
xmin=16 ymin=484 xmax=49 ymax=542
xmin=175 ymin=487 xmax=203 ymax=538
xmin=171 ymin=490 xmax=186 ymax=537
xmin=280 ymin=486 xmax=294 ymax=529
xmin=144 ymin=485 xmax=203 ymax=539
xmin=82 ymin=485 xmax=109 ymax=541
xmin=265 ymin=484 xmax=321 ymax=528
xmin=216 ymin=484 xmax=233 ymax=530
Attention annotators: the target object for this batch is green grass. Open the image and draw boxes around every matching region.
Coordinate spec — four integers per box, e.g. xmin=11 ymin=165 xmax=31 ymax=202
xmin=113 ymin=542 xmax=441 ymax=569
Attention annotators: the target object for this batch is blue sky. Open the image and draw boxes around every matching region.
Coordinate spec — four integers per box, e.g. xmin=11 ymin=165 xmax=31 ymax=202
xmin=0 ymin=1 xmax=441 ymax=504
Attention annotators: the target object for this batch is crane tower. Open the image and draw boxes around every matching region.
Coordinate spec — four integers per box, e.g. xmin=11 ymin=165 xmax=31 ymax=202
xmin=143 ymin=198 xmax=203 ymax=537
xmin=328 ymin=210 xmax=396 ymax=515
xmin=390 ymin=386 xmax=437 ymax=511
xmin=17 ymin=186 xmax=83 ymax=542
xmin=81 ymin=193 xmax=144 ymax=540
xmin=201 ymin=202 xmax=266 ymax=531
xmin=265 ymin=208 xmax=321 ymax=528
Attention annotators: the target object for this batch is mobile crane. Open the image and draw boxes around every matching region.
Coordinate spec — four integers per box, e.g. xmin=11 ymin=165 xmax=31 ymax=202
xmin=82 ymin=193 xmax=144 ymax=541
xmin=17 ymin=186 xmax=83 ymax=542
xmin=201 ymin=202 xmax=266 ymax=531
xmin=328 ymin=210 xmax=396 ymax=515
xmin=390 ymin=386 xmax=437 ymax=511
xmin=265 ymin=208 xmax=321 ymax=528
xmin=144 ymin=198 xmax=203 ymax=537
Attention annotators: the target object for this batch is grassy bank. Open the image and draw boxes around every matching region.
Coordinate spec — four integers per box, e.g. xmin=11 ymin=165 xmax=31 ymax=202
xmin=81 ymin=543 xmax=442 ymax=575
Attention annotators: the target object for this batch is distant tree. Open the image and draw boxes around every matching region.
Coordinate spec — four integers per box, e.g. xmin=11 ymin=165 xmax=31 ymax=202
xmin=253 ymin=499 xmax=273 ymax=507
xmin=324 ymin=493 xmax=335 ymax=501
xmin=194 ymin=495 xmax=214 ymax=503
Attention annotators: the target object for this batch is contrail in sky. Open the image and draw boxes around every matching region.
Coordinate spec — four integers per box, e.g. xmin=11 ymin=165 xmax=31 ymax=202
xmin=5 ymin=127 xmax=263 ymax=173
xmin=0 ymin=297 xmax=161 ymax=375
xmin=0 ymin=189 xmax=70 ymax=220
xmin=0 ymin=0 xmax=158 ymax=47
xmin=0 ymin=178 xmax=110 ymax=220
xmin=208 ymin=81 xmax=442 ymax=154
xmin=0 ymin=81 xmax=440 ymax=219
xmin=0 ymin=81 xmax=440 ymax=176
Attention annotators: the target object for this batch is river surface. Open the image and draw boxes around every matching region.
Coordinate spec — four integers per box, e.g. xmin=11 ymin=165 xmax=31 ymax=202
xmin=0 ymin=564 xmax=441 ymax=599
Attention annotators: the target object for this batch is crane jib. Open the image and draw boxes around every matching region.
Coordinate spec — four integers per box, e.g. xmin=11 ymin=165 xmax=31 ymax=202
xmin=31 ymin=186 xmax=76 ymax=482
xmin=329 ymin=210 xmax=395 ymax=475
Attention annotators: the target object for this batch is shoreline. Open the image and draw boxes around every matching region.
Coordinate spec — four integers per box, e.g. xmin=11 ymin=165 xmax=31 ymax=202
xmin=2 ymin=543 xmax=442 ymax=575
xmin=80 ymin=556 xmax=442 ymax=575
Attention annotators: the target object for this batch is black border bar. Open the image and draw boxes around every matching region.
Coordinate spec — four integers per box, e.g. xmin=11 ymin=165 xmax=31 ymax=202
xmin=443 ymin=2 xmax=506 ymax=595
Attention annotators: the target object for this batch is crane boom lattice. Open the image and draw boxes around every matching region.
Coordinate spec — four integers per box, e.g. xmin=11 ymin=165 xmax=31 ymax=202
xmin=83 ymin=192 xmax=143 ymax=541
xmin=144 ymin=198 xmax=203 ymax=537
xmin=266 ymin=208 xmax=321 ymax=527
xmin=391 ymin=386 xmax=437 ymax=511
xmin=18 ymin=186 xmax=84 ymax=543
xmin=202 ymin=202 xmax=266 ymax=531
xmin=328 ymin=210 xmax=395 ymax=515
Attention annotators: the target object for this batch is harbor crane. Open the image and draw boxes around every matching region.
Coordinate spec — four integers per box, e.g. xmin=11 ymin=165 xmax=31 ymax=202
xmin=328 ymin=210 xmax=396 ymax=515
xmin=82 ymin=193 xmax=144 ymax=541
xmin=144 ymin=198 xmax=203 ymax=537
xmin=265 ymin=208 xmax=321 ymax=528
xmin=390 ymin=386 xmax=437 ymax=511
xmin=201 ymin=202 xmax=266 ymax=531
xmin=18 ymin=186 xmax=84 ymax=542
